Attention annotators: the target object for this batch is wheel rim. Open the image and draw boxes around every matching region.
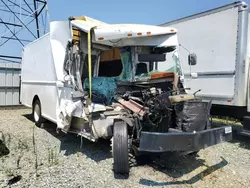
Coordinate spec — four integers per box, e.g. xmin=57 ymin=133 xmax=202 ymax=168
xmin=34 ymin=103 xmax=40 ymax=122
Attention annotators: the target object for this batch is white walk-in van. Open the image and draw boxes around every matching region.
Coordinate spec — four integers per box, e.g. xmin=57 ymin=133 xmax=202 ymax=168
xmin=20 ymin=16 xmax=232 ymax=175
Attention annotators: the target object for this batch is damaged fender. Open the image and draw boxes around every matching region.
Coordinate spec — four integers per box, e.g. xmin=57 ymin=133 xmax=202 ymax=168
xmin=57 ymin=99 xmax=87 ymax=132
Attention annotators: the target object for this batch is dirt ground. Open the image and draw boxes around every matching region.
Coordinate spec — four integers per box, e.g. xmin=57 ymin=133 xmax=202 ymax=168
xmin=0 ymin=108 xmax=249 ymax=188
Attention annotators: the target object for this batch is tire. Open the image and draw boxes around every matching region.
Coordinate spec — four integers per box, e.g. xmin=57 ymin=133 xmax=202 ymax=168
xmin=113 ymin=121 xmax=129 ymax=174
xmin=32 ymin=100 xmax=44 ymax=127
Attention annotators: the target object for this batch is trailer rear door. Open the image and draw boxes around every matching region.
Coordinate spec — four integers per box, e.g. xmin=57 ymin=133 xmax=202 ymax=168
xmin=161 ymin=4 xmax=246 ymax=106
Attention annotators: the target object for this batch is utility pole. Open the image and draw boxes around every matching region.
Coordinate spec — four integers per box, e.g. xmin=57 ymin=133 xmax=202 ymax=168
xmin=0 ymin=0 xmax=49 ymax=62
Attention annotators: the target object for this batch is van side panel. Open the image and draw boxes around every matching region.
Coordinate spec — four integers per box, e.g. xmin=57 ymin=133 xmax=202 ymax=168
xmin=50 ymin=21 xmax=72 ymax=82
xmin=20 ymin=33 xmax=58 ymax=122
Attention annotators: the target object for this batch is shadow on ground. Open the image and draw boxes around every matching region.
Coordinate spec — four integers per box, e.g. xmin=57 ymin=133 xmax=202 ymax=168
xmin=22 ymin=114 xmax=112 ymax=163
xmin=139 ymin=157 xmax=228 ymax=186
xmin=22 ymin=113 xmax=231 ymax=182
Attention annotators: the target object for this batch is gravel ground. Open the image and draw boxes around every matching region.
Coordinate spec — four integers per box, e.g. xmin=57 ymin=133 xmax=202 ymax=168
xmin=0 ymin=108 xmax=250 ymax=188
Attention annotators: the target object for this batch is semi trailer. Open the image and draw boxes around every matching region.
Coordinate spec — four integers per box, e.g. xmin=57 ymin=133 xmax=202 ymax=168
xmin=161 ymin=1 xmax=250 ymax=136
xmin=20 ymin=15 xmax=232 ymax=175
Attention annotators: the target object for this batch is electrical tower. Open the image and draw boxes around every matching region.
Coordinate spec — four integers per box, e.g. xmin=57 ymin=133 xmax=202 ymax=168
xmin=0 ymin=0 xmax=49 ymax=63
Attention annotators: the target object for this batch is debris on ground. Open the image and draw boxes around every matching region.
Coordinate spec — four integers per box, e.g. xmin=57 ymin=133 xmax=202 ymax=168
xmin=7 ymin=175 xmax=22 ymax=186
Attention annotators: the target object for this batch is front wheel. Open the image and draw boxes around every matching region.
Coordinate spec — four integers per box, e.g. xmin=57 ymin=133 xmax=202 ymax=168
xmin=32 ymin=100 xmax=44 ymax=127
xmin=112 ymin=121 xmax=129 ymax=174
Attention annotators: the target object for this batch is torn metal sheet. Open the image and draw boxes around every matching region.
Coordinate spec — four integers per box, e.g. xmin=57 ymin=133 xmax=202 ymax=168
xmin=118 ymin=99 xmax=148 ymax=117
xmin=57 ymin=99 xmax=87 ymax=131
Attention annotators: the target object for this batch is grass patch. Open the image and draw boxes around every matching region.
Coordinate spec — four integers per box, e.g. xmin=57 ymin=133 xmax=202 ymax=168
xmin=48 ymin=148 xmax=59 ymax=166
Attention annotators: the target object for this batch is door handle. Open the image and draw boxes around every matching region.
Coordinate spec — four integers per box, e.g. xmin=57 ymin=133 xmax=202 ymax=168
xmin=191 ymin=72 xmax=198 ymax=79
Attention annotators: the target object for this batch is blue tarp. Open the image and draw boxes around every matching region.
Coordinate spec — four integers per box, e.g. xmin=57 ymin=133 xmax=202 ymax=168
xmin=84 ymin=47 xmax=134 ymax=105
xmin=84 ymin=77 xmax=117 ymax=105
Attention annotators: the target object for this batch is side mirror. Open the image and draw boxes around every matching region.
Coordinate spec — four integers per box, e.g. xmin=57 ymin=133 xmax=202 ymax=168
xmin=188 ymin=53 xmax=197 ymax=65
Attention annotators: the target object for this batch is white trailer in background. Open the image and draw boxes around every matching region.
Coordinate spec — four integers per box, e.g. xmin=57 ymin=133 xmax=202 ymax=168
xmin=161 ymin=1 xmax=250 ymax=136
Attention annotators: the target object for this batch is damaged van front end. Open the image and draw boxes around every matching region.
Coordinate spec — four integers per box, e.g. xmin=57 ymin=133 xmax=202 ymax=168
xmin=45 ymin=17 xmax=233 ymax=175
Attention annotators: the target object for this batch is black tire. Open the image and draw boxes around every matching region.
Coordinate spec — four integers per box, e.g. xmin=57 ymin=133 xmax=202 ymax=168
xmin=32 ymin=100 xmax=44 ymax=127
xmin=113 ymin=121 xmax=129 ymax=174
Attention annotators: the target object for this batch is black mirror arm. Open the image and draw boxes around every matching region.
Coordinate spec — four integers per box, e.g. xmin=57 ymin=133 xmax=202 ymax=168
xmin=179 ymin=44 xmax=191 ymax=54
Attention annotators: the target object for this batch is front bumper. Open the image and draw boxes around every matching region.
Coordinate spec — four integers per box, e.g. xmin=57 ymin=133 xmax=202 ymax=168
xmin=138 ymin=126 xmax=232 ymax=152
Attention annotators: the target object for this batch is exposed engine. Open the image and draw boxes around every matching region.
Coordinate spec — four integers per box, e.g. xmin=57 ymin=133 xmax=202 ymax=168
xmin=120 ymin=87 xmax=174 ymax=133
xmin=117 ymin=83 xmax=211 ymax=136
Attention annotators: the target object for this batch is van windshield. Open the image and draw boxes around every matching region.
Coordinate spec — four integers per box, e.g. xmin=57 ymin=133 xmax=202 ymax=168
xmin=135 ymin=48 xmax=182 ymax=80
xmin=156 ymin=49 xmax=182 ymax=74
xmin=96 ymin=46 xmax=182 ymax=81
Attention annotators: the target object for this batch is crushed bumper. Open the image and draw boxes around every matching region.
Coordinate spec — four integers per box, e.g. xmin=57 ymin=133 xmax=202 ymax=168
xmin=138 ymin=126 xmax=232 ymax=152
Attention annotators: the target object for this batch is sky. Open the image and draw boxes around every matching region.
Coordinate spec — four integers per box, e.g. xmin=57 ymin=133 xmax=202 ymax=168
xmin=47 ymin=0 xmax=250 ymax=25
xmin=1 ymin=0 xmax=250 ymax=61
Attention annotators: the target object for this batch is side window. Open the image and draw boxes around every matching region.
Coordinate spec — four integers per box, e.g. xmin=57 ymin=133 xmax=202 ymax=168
xmin=98 ymin=48 xmax=123 ymax=77
xmin=98 ymin=60 xmax=123 ymax=77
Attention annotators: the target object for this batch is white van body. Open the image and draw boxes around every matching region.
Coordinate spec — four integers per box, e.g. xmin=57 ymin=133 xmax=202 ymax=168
xmin=20 ymin=17 xmax=180 ymax=131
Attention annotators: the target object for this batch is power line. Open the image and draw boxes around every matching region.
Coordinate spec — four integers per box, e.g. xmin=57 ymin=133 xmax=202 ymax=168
xmin=0 ymin=0 xmax=49 ymax=61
